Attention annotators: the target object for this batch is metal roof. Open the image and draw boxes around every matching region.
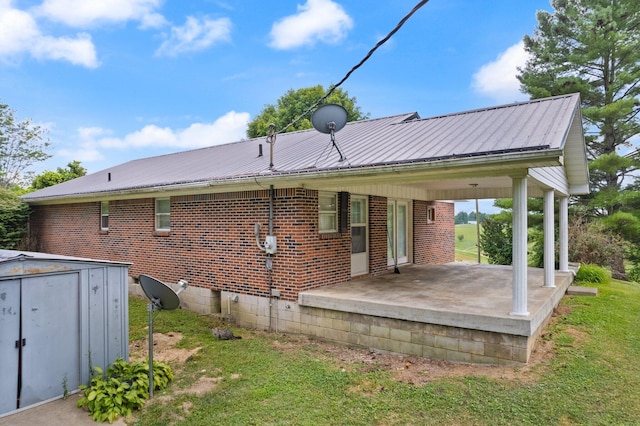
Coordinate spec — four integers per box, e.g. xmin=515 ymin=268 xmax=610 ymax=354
xmin=23 ymin=93 xmax=588 ymax=203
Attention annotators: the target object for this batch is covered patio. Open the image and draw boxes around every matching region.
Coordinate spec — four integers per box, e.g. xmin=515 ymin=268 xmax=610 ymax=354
xmin=296 ymin=263 xmax=577 ymax=364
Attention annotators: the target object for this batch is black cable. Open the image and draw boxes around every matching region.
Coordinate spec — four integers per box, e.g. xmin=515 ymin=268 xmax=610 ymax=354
xmin=278 ymin=0 xmax=430 ymax=134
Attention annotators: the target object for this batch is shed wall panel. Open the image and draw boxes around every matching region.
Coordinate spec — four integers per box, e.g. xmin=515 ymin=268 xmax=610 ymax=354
xmin=0 ymin=280 xmax=20 ymax=414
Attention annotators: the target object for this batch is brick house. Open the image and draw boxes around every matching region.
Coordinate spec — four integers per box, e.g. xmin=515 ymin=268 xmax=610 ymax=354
xmin=23 ymin=94 xmax=589 ymax=363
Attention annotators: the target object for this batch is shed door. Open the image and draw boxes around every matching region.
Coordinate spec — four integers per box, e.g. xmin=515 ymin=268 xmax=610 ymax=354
xmin=20 ymin=273 xmax=80 ymax=408
xmin=0 ymin=279 xmax=20 ymax=413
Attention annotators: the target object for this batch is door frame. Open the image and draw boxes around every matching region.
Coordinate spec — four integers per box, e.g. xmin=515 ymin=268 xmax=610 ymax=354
xmin=387 ymin=199 xmax=412 ymax=267
xmin=350 ymin=194 xmax=369 ymax=276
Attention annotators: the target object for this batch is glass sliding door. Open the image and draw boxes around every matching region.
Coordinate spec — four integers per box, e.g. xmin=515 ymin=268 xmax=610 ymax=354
xmin=351 ymin=195 xmax=368 ymax=276
xmin=388 ymin=200 xmax=410 ymax=266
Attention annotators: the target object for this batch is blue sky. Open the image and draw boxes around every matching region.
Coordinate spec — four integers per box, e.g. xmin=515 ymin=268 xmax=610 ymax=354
xmin=0 ymin=0 xmax=552 ymax=213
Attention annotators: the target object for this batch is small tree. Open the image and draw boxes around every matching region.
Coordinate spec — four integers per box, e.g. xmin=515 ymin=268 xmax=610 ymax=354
xmin=31 ymin=160 xmax=87 ymax=190
xmin=247 ymin=85 xmax=369 ymax=138
xmin=479 ymin=216 xmax=513 ymax=265
xmin=0 ymin=188 xmax=29 ymax=249
xmin=0 ymin=101 xmax=51 ymax=188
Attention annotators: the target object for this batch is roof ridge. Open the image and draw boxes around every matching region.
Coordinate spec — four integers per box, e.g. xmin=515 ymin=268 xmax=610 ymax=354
xmin=395 ymin=93 xmax=580 ymax=125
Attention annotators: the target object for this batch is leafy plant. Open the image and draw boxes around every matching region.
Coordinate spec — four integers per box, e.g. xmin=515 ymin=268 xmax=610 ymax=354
xmin=574 ymin=264 xmax=610 ymax=285
xmin=0 ymin=187 xmax=29 ymax=249
xmin=478 ymin=216 xmax=513 ymax=265
xmin=569 ymin=217 xmax=626 ymax=279
xmin=77 ymin=359 xmax=173 ymax=424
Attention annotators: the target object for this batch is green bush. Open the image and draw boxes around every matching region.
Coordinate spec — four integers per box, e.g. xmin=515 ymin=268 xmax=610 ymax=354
xmin=479 ymin=216 xmax=512 ymax=265
xmin=77 ymin=359 xmax=173 ymax=424
xmin=0 ymin=188 xmax=29 ymax=249
xmin=574 ymin=264 xmax=610 ymax=285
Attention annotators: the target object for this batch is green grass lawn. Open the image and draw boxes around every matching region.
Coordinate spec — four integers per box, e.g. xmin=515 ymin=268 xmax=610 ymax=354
xmin=455 ymin=223 xmax=488 ymax=263
xmin=125 ymin=277 xmax=640 ymax=425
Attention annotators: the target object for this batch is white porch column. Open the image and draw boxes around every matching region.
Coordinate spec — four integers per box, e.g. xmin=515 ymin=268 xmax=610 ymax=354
xmin=559 ymin=196 xmax=569 ymax=272
xmin=511 ymin=175 xmax=529 ymax=316
xmin=543 ymin=190 xmax=556 ymax=288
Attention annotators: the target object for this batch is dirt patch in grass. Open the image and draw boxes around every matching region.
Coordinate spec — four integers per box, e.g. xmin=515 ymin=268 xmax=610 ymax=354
xmin=273 ymin=333 xmax=555 ymax=386
xmin=129 ymin=331 xmax=202 ymax=366
xmin=271 ymin=306 xmax=571 ymax=386
xmin=130 ymin=305 xmax=569 ymax=399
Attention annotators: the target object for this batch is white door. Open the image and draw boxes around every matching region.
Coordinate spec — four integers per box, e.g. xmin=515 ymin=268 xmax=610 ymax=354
xmin=388 ymin=200 xmax=410 ymax=266
xmin=351 ymin=195 xmax=368 ymax=276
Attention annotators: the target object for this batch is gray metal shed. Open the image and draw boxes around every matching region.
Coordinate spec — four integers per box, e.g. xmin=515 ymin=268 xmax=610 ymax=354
xmin=0 ymin=250 xmax=130 ymax=416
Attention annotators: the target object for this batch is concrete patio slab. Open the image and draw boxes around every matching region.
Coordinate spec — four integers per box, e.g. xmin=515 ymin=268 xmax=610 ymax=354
xmin=299 ymin=263 xmax=575 ymax=337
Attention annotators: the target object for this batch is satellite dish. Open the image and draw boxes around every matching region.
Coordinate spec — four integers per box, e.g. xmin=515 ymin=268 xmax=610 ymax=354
xmin=139 ymin=274 xmax=180 ymax=311
xmin=138 ymin=274 xmax=188 ymax=398
xmin=311 ymin=104 xmax=348 ymax=161
xmin=311 ymin=104 xmax=348 ymax=134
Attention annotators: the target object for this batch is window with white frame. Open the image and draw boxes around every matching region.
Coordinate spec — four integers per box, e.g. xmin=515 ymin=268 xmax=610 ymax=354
xmin=318 ymin=192 xmax=338 ymax=233
xmin=100 ymin=201 xmax=109 ymax=230
xmin=155 ymin=198 xmax=170 ymax=231
xmin=427 ymin=206 xmax=436 ymax=223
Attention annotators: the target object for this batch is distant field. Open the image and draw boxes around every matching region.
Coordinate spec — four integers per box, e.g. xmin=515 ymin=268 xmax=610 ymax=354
xmin=454 ymin=223 xmax=488 ymax=263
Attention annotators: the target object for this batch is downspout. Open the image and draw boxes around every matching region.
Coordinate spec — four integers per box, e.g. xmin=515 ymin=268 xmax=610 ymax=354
xmin=268 ymin=184 xmax=274 ymax=331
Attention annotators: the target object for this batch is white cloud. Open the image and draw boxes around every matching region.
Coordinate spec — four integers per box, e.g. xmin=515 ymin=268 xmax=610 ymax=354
xmin=72 ymin=112 xmax=249 ymax=163
xmin=0 ymin=1 xmax=98 ymax=67
xmin=471 ymin=41 xmax=529 ymax=103
xmin=58 ymin=146 xmax=104 ymax=163
xmin=156 ymin=16 xmax=232 ymax=57
xmin=0 ymin=2 xmax=40 ymax=56
xmin=138 ymin=12 xmax=168 ymax=30
xmin=32 ymin=33 xmax=98 ymax=67
xmin=268 ymin=0 xmax=353 ymax=50
xmin=35 ymin=0 xmax=166 ymax=29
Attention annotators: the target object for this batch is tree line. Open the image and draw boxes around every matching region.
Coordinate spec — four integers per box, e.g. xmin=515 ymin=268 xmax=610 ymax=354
xmin=454 ymin=211 xmax=487 ymax=225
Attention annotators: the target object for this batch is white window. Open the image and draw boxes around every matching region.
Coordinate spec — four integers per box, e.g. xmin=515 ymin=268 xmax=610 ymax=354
xmin=155 ymin=198 xmax=170 ymax=231
xmin=318 ymin=192 xmax=338 ymax=233
xmin=100 ymin=201 xmax=109 ymax=230
xmin=427 ymin=206 xmax=436 ymax=223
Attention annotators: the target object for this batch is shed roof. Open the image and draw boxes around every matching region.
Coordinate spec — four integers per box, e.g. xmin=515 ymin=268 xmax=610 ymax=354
xmin=0 ymin=249 xmax=131 ymax=278
xmin=0 ymin=249 xmax=130 ymax=265
xmin=23 ymin=93 xmax=588 ymax=204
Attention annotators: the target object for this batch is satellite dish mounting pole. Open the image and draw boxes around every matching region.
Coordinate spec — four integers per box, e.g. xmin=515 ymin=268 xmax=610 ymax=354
xmin=138 ymin=275 xmax=188 ymax=399
xmin=328 ymin=122 xmax=346 ymax=162
xmin=267 ymin=123 xmax=276 ymax=170
xmin=148 ymin=301 xmax=155 ymax=398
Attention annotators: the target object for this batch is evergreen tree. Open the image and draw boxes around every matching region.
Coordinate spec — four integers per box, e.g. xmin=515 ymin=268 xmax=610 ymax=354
xmin=518 ymin=0 xmax=640 ymax=216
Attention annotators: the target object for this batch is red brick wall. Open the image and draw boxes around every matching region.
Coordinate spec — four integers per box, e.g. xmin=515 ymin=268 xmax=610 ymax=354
xmin=31 ymin=189 xmax=353 ymax=301
xmin=30 ymin=191 xmax=455 ymax=300
xmin=413 ymin=201 xmax=455 ymax=264
xmin=368 ymin=196 xmax=389 ymax=275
